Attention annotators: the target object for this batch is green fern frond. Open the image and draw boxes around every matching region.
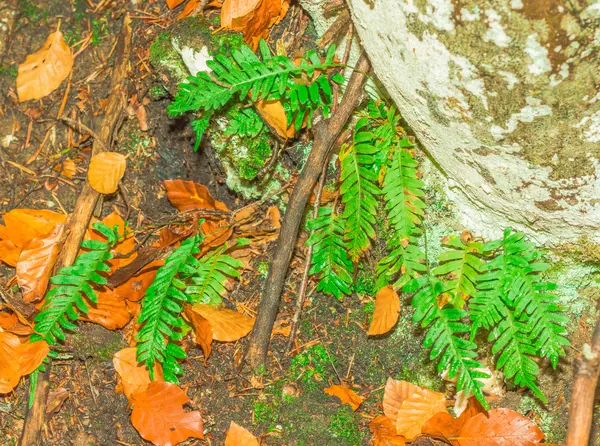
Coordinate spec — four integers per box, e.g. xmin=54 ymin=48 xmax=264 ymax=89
xmin=306 ymin=206 xmax=353 ymax=299
xmin=223 ymin=107 xmax=264 ymax=138
xmin=339 ymin=118 xmax=381 ymax=261
xmin=186 ymin=241 xmax=245 ymax=306
xmin=32 ymin=222 xmax=119 ymax=345
xmin=376 ymin=235 xmax=426 ymax=290
xmin=432 ymin=235 xmax=485 ymax=307
xmin=365 ymin=100 xmax=403 ymax=167
xmin=407 ymin=276 xmax=489 ymax=408
xmin=136 ymin=234 xmax=203 ymax=383
xmin=168 ymin=40 xmax=342 ymax=148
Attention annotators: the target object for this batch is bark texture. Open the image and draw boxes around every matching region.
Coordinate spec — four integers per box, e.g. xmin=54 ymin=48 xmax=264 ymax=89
xmin=346 ymin=0 xmax=600 ymax=243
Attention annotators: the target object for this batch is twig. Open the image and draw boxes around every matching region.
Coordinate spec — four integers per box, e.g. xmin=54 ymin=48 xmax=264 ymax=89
xmin=56 ymin=116 xmax=110 ymax=152
xmin=286 ymin=159 xmax=328 ymax=353
xmin=245 ymin=53 xmax=371 ymax=368
xmin=566 ymin=311 xmax=600 ymax=445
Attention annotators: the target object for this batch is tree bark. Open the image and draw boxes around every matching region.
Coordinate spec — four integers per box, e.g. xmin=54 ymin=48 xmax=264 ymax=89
xmin=246 ymin=53 xmax=371 ymax=368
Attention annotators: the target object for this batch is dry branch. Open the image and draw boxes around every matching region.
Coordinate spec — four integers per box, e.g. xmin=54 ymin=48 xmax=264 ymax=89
xmin=246 ymin=53 xmax=371 ymax=368
xmin=19 ymin=15 xmax=133 ymax=446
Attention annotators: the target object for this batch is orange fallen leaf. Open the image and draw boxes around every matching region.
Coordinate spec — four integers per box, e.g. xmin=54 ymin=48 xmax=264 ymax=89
xmin=115 ymin=261 xmax=162 ymax=302
xmin=166 ymin=0 xmax=186 ymax=7
xmin=369 ymin=416 xmax=407 ymax=446
xmin=53 ymin=159 xmax=76 ymax=179
xmin=130 ymin=381 xmax=204 ymax=445
xmin=16 ymin=224 xmax=65 ymax=302
xmin=85 ymin=288 xmax=132 ymax=330
xmin=191 ymin=304 xmax=254 ymax=342
xmin=395 ymin=386 xmax=447 ymax=441
xmin=382 ymin=378 xmax=420 ymax=421
xmin=222 ymin=0 xmax=289 ymax=48
xmin=113 ymin=348 xmax=163 ymax=403
xmin=46 ymin=387 xmax=69 ymax=420
xmin=225 ymin=421 xmax=259 ymax=446
xmin=0 ymin=239 xmax=20 ymax=266
xmin=0 ymin=331 xmax=49 ymax=394
xmin=88 ymin=212 xmax=136 ymax=270
xmin=87 ymin=152 xmax=127 ymax=194
xmin=164 ymin=180 xmax=229 ymax=213
xmin=324 ymin=384 xmax=364 ymax=411
xmin=0 ymin=310 xmax=17 ymax=330
xmin=185 ymin=305 xmax=212 ymax=359
xmin=255 ymin=99 xmax=295 ymax=139
xmin=17 ymin=29 xmax=73 ymax=102
xmin=368 ymin=286 xmax=400 ymax=336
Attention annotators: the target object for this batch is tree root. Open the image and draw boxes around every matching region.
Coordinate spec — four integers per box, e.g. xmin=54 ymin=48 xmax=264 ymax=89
xmin=245 ymin=52 xmax=371 ymax=369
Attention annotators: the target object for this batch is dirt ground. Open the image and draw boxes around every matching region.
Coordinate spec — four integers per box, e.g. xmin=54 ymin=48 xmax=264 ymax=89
xmin=0 ymin=0 xmax=595 ymax=445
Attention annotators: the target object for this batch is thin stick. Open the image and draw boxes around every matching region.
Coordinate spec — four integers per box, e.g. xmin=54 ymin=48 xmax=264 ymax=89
xmin=245 ymin=53 xmax=371 ymax=369
xmin=286 ymin=159 xmax=328 ymax=353
xmin=566 ymin=311 xmax=600 ymax=446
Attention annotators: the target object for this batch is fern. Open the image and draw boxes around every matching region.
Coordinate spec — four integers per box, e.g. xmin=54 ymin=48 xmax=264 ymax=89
xmin=186 ymin=240 xmax=245 ymax=305
xmin=168 ymin=40 xmax=342 ymax=147
xmin=407 ymin=276 xmax=489 ymax=408
xmin=136 ymin=234 xmax=203 ymax=383
xmin=469 ymin=229 xmax=569 ymax=402
xmin=376 ymin=134 xmax=426 ymax=290
xmin=432 ymin=234 xmax=485 ymax=308
xmin=339 ymin=117 xmax=381 ymax=261
xmin=306 ymin=206 xmax=353 ymax=299
xmin=32 ymin=222 xmax=119 ymax=345
xmin=223 ymin=106 xmax=264 ymax=138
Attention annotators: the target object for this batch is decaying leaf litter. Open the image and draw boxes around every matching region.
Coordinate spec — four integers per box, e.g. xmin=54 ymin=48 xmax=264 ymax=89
xmin=0 ymin=0 xmax=592 ymax=445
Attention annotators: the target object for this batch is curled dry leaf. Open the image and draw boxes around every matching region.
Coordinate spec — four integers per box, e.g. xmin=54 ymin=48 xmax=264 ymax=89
xmin=87 ymin=152 xmax=127 ymax=194
xmin=0 ymin=332 xmax=49 ymax=394
xmin=324 ymin=384 xmax=364 ymax=411
xmin=53 ymin=159 xmax=76 ymax=179
xmin=368 ymin=286 xmax=400 ymax=336
xmin=222 ymin=0 xmax=289 ymax=48
xmin=166 ymin=0 xmax=186 ymax=8
xmin=184 ymin=305 xmax=212 ymax=359
xmin=0 ymin=209 xmax=66 ymax=266
xmin=395 ymin=386 xmax=447 ymax=441
xmin=225 ymin=421 xmax=259 ymax=446
xmin=46 ymin=387 xmax=69 ymax=420
xmin=17 ymin=224 xmax=65 ymax=302
xmin=113 ymin=348 xmax=163 ymax=403
xmin=130 ymin=381 xmax=204 ymax=446
xmin=369 ymin=416 xmax=407 ymax=446
xmin=17 ymin=30 xmax=74 ymax=102
xmin=85 ymin=288 xmax=132 ymax=330
xmin=382 ymin=378 xmax=420 ymax=421
xmin=255 ymin=99 xmax=295 ymax=139
xmin=191 ymin=304 xmax=254 ymax=342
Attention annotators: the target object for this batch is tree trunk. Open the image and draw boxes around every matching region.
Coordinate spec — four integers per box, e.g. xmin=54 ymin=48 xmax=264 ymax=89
xmin=345 ymin=0 xmax=600 ymax=244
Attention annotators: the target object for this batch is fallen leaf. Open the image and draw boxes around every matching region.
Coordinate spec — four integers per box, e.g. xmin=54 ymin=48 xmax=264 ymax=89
xmin=324 ymin=384 xmax=364 ymax=411
xmin=115 ymin=261 xmax=161 ymax=302
xmin=369 ymin=416 xmax=407 ymax=446
xmin=16 ymin=224 xmax=65 ymax=302
xmin=225 ymin=421 xmax=259 ymax=446
xmin=184 ymin=305 xmax=212 ymax=359
xmin=130 ymin=381 xmax=204 ymax=446
xmin=164 ymin=180 xmax=229 ymax=213
xmin=113 ymin=348 xmax=163 ymax=402
xmin=85 ymin=288 xmax=132 ymax=330
xmin=0 ymin=332 xmax=49 ymax=394
xmin=382 ymin=378 xmax=420 ymax=421
xmin=89 ymin=212 xmax=137 ymax=269
xmin=0 ymin=310 xmax=17 ymax=330
xmin=255 ymin=99 xmax=295 ymax=139
xmin=0 ymin=239 xmax=20 ymax=266
xmin=395 ymin=386 xmax=447 ymax=441
xmin=423 ymin=407 xmax=544 ymax=445
xmin=53 ymin=159 xmax=76 ymax=179
xmin=17 ymin=30 xmax=73 ymax=102
xmin=368 ymin=286 xmax=400 ymax=336
xmin=222 ymin=0 xmax=289 ymax=48
xmin=166 ymin=0 xmax=186 ymax=8
xmin=87 ymin=152 xmax=127 ymax=194
xmin=191 ymin=304 xmax=254 ymax=342
xmin=46 ymin=387 xmax=69 ymax=420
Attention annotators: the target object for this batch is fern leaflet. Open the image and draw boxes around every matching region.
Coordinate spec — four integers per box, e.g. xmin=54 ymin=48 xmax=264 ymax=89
xmin=306 ymin=206 xmax=354 ymax=299
xmin=136 ymin=234 xmax=202 ymax=383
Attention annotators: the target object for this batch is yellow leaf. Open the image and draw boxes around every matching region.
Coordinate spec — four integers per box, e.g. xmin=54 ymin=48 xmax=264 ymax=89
xmin=368 ymin=286 xmax=400 ymax=336
xmin=17 ymin=30 xmax=74 ymax=102
xmin=113 ymin=348 xmax=163 ymax=402
xmin=382 ymin=378 xmax=420 ymax=421
xmin=225 ymin=421 xmax=259 ymax=446
xmin=255 ymin=99 xmax=295 ymax=139
xmin=0 ymin=332 xmax=49 ymax=394
xmin=395 ymin=386 xmax=447 ymax=441
xmin=369 ymin=416 xmax=407 ymax=446
xmin=324 ymin=384 xmax=364 ymax=411
xmin=191 ymin=304 xmax=254 ymax=342
xmin=87 ymin=152 xmax=127 ymax=194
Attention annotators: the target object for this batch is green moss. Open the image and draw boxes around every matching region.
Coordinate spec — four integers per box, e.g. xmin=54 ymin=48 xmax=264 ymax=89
xmin=290 ymin=344 xmax=334 ymax=391
xmin=257 ymin=261 xmax=269 ymax=277
xmin=519 ymin=396 xmax=564 ymax=443
xmin=0 ymin=66 xmax=17 ymax=79
xmin=328 ymin=407 xmax=363 ymax=446
xmin=253 ymin=400 xmax=279 ymax=430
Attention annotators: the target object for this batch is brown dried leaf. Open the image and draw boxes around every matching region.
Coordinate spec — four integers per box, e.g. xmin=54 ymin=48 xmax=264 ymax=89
xmin=16 ymin=224 xmax=65 ymax=302
xmin=17 ymin=30 xmax=73 ymax=102
xmin=382 ymin=377 xmax=420 ymax=421
xmin=184 ymin=305 xmax=212 ymax=359
xmin=87 ymin=152 xmax=127 ymax=194
xmin=86 ymin=288 xmax=132 ymax=330
xmin=191 ymin=304 xmax=254 ymax=342
xmin=324 ymin=384 xmax=363 ymax=411
xmin=113 ymin=348 xmax=163 ymax=403
xmin=0 ymin=208 xmax=66 ymax=250
xmin=0 ymin=332 xmax=49 ymax=394
xmin=255 ymin=99 xmax=295 ymax=139
xmin=130 ymin=382 xmax=204 ymax=445
xmin=46 ymin=387 xmax=69 ymax=420
xmin=369 ymin=416 xmax=407 ymax=446
xmin=395 ymin=386 xmax=447 ymax=440
xmin=368 ymin=286 xmax=400 ymax=336
xmin=225 ymin=421 xmax=259 ymax=446
xmin=115 ymin=260 xmax=161 ymax=302
xmin=164 ymin=180 xmax=229 ymax=213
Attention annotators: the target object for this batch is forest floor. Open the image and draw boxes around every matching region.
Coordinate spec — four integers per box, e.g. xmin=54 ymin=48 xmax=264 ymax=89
xmin=0 ymin=0 xmax=596 ymax=445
